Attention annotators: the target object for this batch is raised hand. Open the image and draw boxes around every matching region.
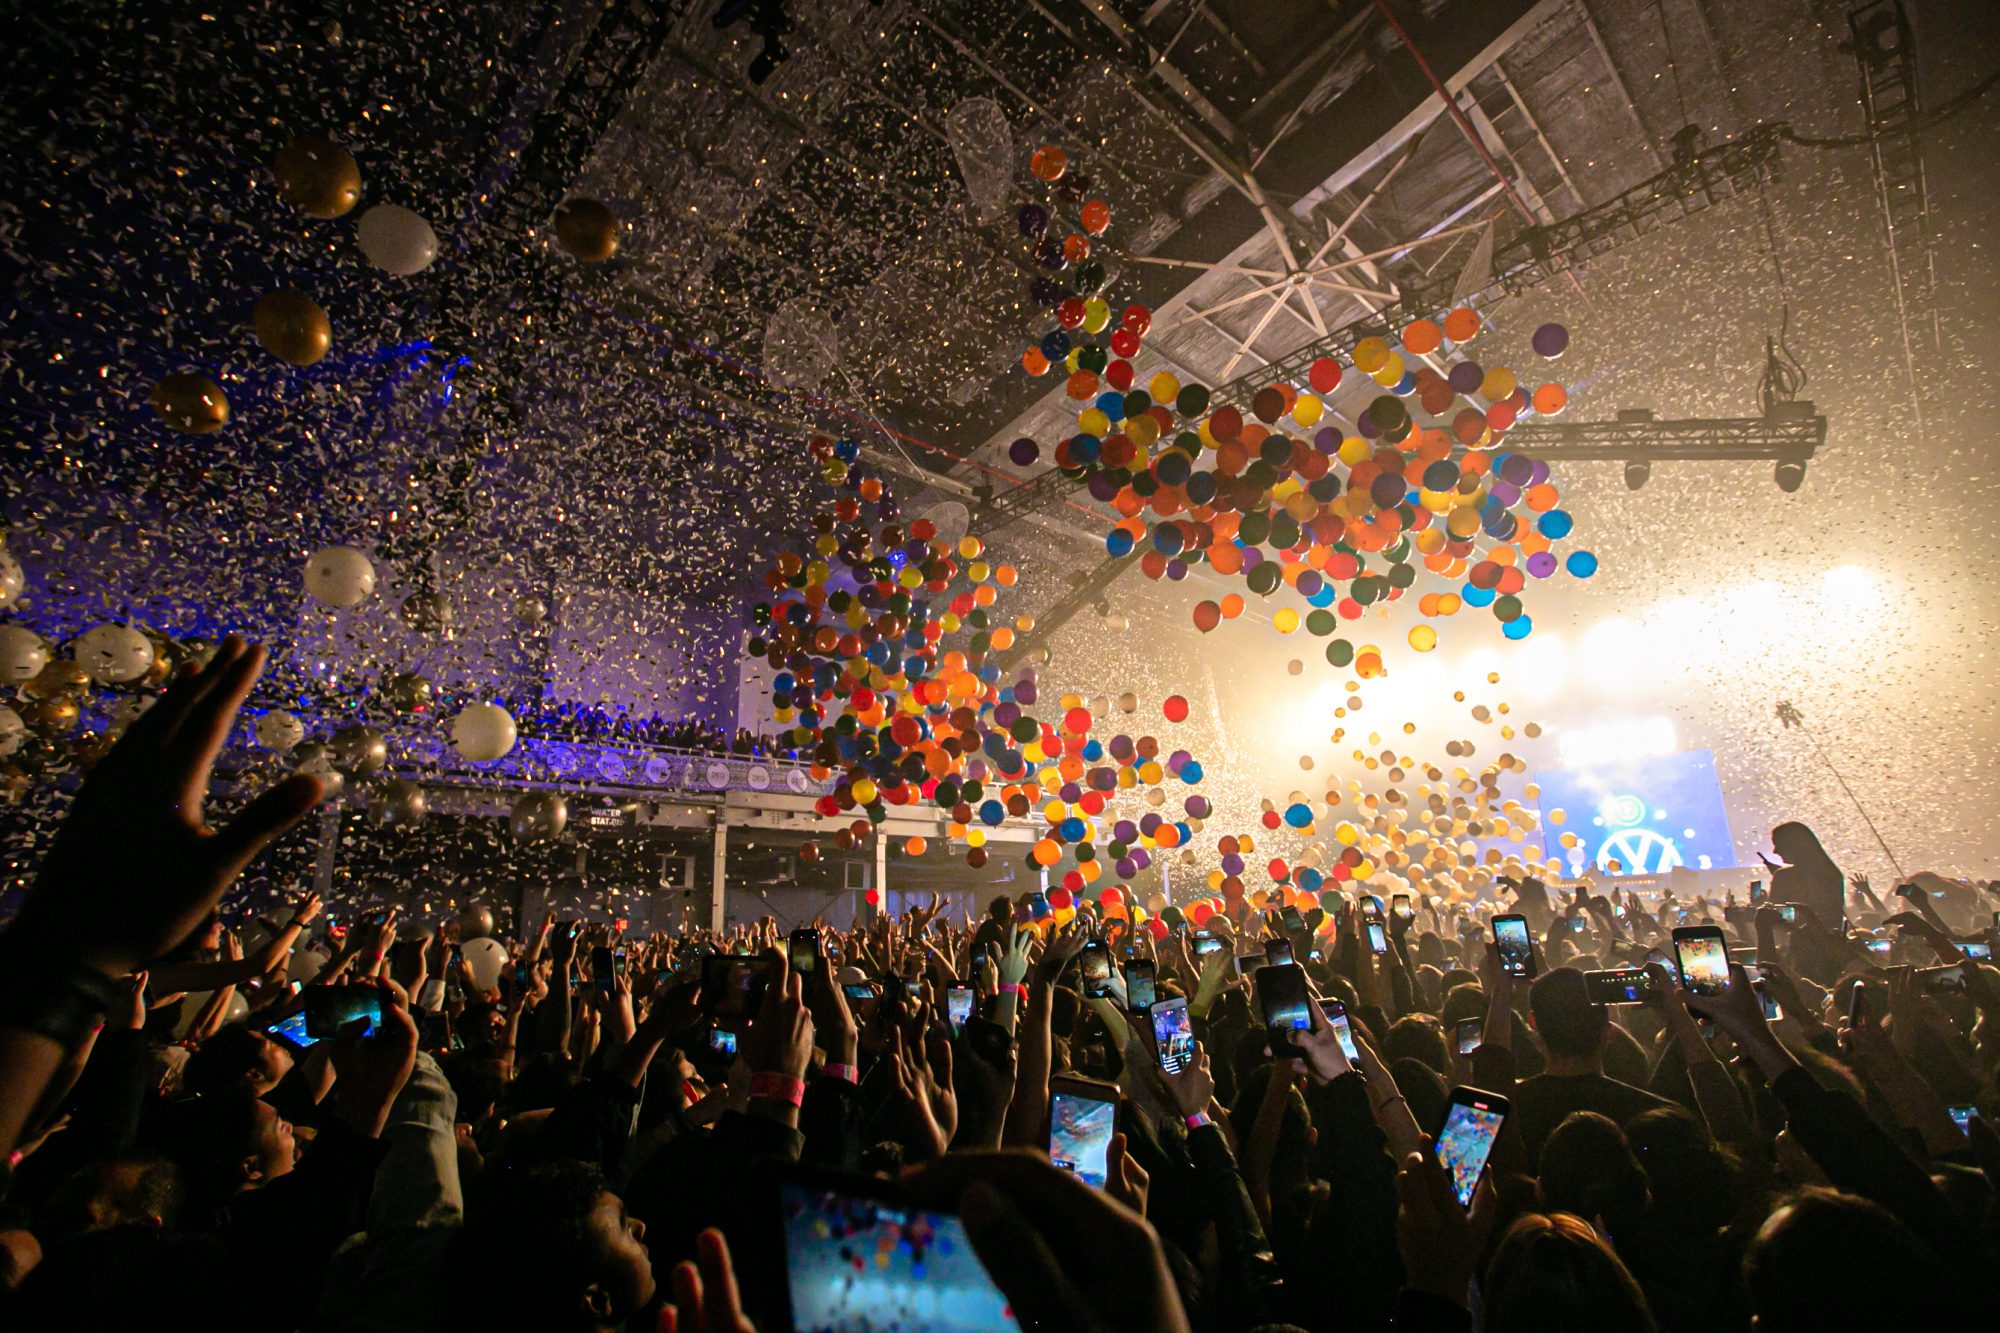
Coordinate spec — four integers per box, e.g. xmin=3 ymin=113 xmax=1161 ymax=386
xmin=10 ymin=637 xmax=323 ymax=978
xmin=665 ymin=1228 xmax=756 ymax=1333
xmin=1395 ymin=1136 xmax=1497 ymax=1309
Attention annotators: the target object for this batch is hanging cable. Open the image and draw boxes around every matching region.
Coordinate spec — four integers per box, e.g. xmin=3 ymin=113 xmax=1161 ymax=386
xmin=1755 ymin=185 xmax=1806 ymax=412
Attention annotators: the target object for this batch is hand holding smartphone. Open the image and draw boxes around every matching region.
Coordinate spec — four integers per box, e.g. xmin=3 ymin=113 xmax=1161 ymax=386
xmin=1255 ymin=962 xmax=1312 ymax=1059
xmin=1049 ymin=1076 xmax=1119 ymax=1190
xmin=1435 ymin=1086 xmax=1510 ymax=1209
xmin=1151 ymin=996 xmax=1195 ymax=1074
xmin=1671 ymin=926 xmax=1731 ymax=997
xmin=1492 ymin=914 xmax=1535 ymax=978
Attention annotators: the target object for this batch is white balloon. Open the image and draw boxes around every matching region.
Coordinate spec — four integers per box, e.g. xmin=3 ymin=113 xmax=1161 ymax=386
xmin=0 ymin=706 xmax=22 ymax=758
xmin=451 ymin=702 xmax=518 ymax=762
xmin=0 ymin=549 xmax=22 ymax=604
xmin=304 ymin=545 xmax=376 ymax=606
xmin=74 ymin=623 xmax=155 ymax=684
xmin=461 ymin=937 xmax=509 ymax=991
xmin=356 ymin=204 xmax=438 ymax=276
xmin=256 ymin=710 xmax=305 ymax=751
xmin=0 ymin=625 xmax=48 ymax=683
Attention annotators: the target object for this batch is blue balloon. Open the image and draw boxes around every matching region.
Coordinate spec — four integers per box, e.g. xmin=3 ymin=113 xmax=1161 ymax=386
xmin=1179 ymin=761 xmax=1203 ymax=783
xmin=1059 ymin=816 xmax=1087 ymax=842
xmin=979 ymin=800 xmax=1005 ymax=825
xmin=1106 ymin=528 xmax=1135 ymax=557
xmin=1502 ymin=615 xmax=1534 ymax=640
xmin=1462 ymin=583 xmax=1497 ymax=607
xmin=1565 ymin=550 xmax=1598 ymax=578
xmin=1537 ymin=509 xmax=1574 ymax=539
xmin=1284 ymin=802 xmax=1314 ymax=828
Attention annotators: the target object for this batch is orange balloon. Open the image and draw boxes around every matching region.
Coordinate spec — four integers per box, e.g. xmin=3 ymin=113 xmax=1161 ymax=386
xmin=1532 ymin=383 xmax=1568 ymax=415
xmin=1402 ymin=319 xmax=1443 ymax=354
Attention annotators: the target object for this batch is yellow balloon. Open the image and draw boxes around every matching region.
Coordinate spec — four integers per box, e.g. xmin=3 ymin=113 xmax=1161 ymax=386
xmin=1077 ymin=408 xmax=1111 ymax=436
xmin=1291 ymin=394 xmax=1323 ymax=426
xmin=1149 ymin=372 xmax=1180 ymax=402
xmin=1273 ymin=607 xmax=1300 ymax=634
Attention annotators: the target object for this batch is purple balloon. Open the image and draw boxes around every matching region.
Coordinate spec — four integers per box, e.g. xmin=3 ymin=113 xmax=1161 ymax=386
xmin=1526 ymin=550 xmax=1559 ymax=578
xmin=1116 ymin=858 xmax=1138 ymax=879
xmin=1059 ymin=781 xmax=1082 ymax=802
xmin=1087 ymin=471 xmax=1121 ymax=502
xmin=1165 ymin=559 xmax=1189 ymax=581
xmin=1139 ymin=812 xmax=1163 ymax=835
xmin=1169 ymin=749 xmax=1192 ymax=771
xmin=1526 ymin=458 xmax=1550 ymax=486
xmin=1531 ymin=322 xmax=1569 ymax=359
xmin=1489 ymin=481 xmax=1520 ymax=508
xmin=1221 ymin=853 xmax=1245 ymax=876
xmin=1114 ymin=819 xmax=1138 ymax=843
xmin=1295 ymin=570 xmax=1323 ymax=598
xmin=1315 ymin=426 xmax=1342 ymax=453
xmin=1014 ymin=681 xmax=1036 ymax=705
xmin=1448 ymin=360 xmax=1484 ymax=394
xmin=993 ymin=701 xmax=1020 ymax=727
xmin=1018 ymin=203 xmax=1049 ymax=239
xmin=1009 ymin=437 xmax=1040 ymax=467
xmin=1184 ymin=795 xmax=1211 ymax=818
xmin=1130 ymin=849 xmax=1152 ymax=871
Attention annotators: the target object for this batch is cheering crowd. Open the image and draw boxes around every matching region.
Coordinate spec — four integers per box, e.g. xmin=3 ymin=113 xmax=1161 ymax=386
xmin=0 ymin=638 xmax=1994 ymax=1331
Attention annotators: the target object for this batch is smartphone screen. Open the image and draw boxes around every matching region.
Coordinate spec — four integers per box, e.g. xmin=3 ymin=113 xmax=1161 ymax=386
xmin=946 ymin=985 xmax=975 ymax=1032
xmin=842 ymin=981 xmax=875 ymax=1001
xmin=1080 ymin=942 xmax=1113 ymax=998
xmin=789 ymin=929 xmax=818 ymax=976
xmin=1921 ymin=964 xmax=1967 ymax=994
xmin=779 ymin=1176 xmax=1018 ymax=1332
xmin=1948 ymin=1105 xmax=1977 ymax=1135
xmin=1366 ymin=922 xmax=1388 ymax=955
xmin=1049 ymin=1081 xmax=1119 ymax=1189
xmin=703 ymin=955 xmax=781 ymax=1018
xmin=1756 ymin=983 xmax=1783 ymax=1021
xmin=1125 ymin=960 xmax=1156 ymax=1012
xmin=1749 ymin=880 xmax=1764 ymax=902
xmin=1152 ymin=997 xmax=1194 ymax=1074
xmin=1777 ymin=904 xmax=1798 ymax=923
xmin=1279 ymin=906 xmax=1305 ymax=934
xmin=1585 ymin=968 xmax=1652 ymax=1005
xmin=1392 ymin=894 xmax=1414 ymax=922
xmin=1672 ymin=928 xmax=1731 ymax=996
xmin=1264 ymin=937 xmax=1296 ymax=966
xmin=591 ymin=946 xmax=616 ymax=994
xmin=1319 ymin=998 xmax=1359 ymax=1060
xmin=303 ymin=985 xmax=382 ymax=1039
xmin=1454 ymin=1018 xmax=1483 ymax=1056
xmin=1233 ymin=953 xmax=1265 ymax=979
xmin=1437 ymin=1088 xmax=1510 ymax=1209
xmin=1256 ymin=962 xmax=1311 ymax=1058
xmin=1493 ymin=915 xmax=1534 ymax=978
xmin=1192 ymin=930 xmax=1225 ymax=957
xmin=265 ymin=1010 xmax=318 ymax=1049
xmin=1963 ymin=941 xmax=1993 ymax=961
xmin=707 ymin=1025 xmax=738 ymax=1057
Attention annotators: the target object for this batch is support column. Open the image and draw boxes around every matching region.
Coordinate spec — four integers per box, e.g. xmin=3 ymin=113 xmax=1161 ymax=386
xmin=708 ymin=820 xmax=728 ymax=933
xmin=1160 ymin=856 xmax=1172 ymax=903
xmin=874 ymin=831 xmax=889 ymax=919
xmin=312 ymin=808 xmax=339 ymax=897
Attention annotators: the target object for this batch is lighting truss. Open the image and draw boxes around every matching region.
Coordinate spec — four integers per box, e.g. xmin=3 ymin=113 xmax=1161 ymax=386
xmin=1500 ymin=404 xmax=1824 ymax=463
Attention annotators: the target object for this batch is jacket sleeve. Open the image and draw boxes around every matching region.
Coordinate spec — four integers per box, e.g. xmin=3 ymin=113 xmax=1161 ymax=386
xmin=1301 ymin=1072 xmax=1404 ymax=1328
xmin=1185 ymin=1120 xmax=1287 ymax=1325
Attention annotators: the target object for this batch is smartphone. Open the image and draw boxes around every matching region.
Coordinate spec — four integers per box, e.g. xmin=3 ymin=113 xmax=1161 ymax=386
xmin=1361 ymin=895 xmax=1384 ymax=920
xmin=1080 ymin=940 xmax=1113 ymax=998
xmin=1264 ymin=937 xmax=1296 ymax=967
xmin=707 ymin=1024 xmax=739 ymax=1057
xmin=946 ymin=984 xmax=975 ymax=1032
xmin=1756 ymin=981 xmax=1783 ymax=1021
xmin=1233 ymin=953 xmax=1266 ymax=978
xmin=1151 ymin=996 xmax=1195 ymax=1074
xmin=1191 ymin=930 xmax=1226 ymax=957
xmin=1256 ymin=962 xmax=1312 ymax=1059
xmin=1776 ymin=903 xmax=1798 ymax=924
xmin=1049 ymin=1076 xmax=1119 ymax=1190
xmin=1566 ymin=915 xmax=1587 ymax=934
xmin=1962 ymin=941 xmax=1993 ymax=961
xmin=842 ymin=980 xmax=876 ymax=1002
xmin=1847 ymin=979 xmax=1875 ymax=1027
xmin=302 ymin=985 xmax=382 ymax=1039
xmin=1864 ymin=938 xmax=1892 ymax=955
xmin=1436 ymin=1086 xmax=1510 ymax=1209
xmin=1366 ymin=921 xmax=1389 ymax=955
xmin=1493 ymin=914 xmax=1535 ymax=978
xmin=1392 ymin=894 xmax=1415 ymax=922
xmin=776 ymin=1167 xmax=1018 ymax=1332
xmin=1319 ymin=998 xmax=1359 ymax=1060
xmin=702 ymin=955 xmax=781 ymax=1019
xmin=1280 ymin=905 xmax=1306 ymax=934
xmin=1729 ymin=947 xmax=1758 ymax=968
xmin=1948 ymin=1105 xmax=1978 ymax=1135
xmin=1749 ymin=880 xmax=1764 ymax=903
xmin=1454 ymin=1017 xmax=1483 ymax=1056
xmin=1672 ymin=926 xmax=1731 ymax=997
xmin=591 ymin=945 xmax=617 ymax=996
xmin=1584 ymin=968 xmax=1654 ymax=1005
xmin=1919 ymin=963 xmax=1968 ymax=995
xmin=1125 ymin=959 xmax=1156 ymax=1012
xmin=789 ymin=928 xmax=819 ymax=976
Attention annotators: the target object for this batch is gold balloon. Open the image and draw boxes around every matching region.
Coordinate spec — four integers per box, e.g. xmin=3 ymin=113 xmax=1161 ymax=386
xmin=254 ymin=290 xmax=332 ymax=366
xmin=150 ymin=373 xmax=229 ymax=434
xmin=21 ymin=660 xmax=90 ymax=701
xmin=328 ymin=724 xmax=388 ymax=778
xmin=382 ymin=671 xmax=434 ymax=713
xmin=273 ymin=136 xmax=361 ymax=218
xmin=553 ymin=198 xmax=621 ymax=261
xmin=19 ymin=697 xmax=79 ymax=736
xmin=398 ymin=592 xmax=453 ymax=635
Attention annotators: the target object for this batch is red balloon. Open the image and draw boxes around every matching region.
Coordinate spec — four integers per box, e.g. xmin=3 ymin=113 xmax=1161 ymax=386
xmin=1163 ymin=694 xmax=1190 ymax=722
xmin=1049 ymin=887 xmax=1073 ymax=908
xmin=1146 ymin=918 xmax=1170 ymax=940
xmin=1189 ymin=901 xmax=1215 ymax=925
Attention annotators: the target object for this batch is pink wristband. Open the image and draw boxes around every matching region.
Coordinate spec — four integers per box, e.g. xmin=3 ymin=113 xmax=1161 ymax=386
xmin=1185 ymin=1111 xmax=1212 ymax=1129
xmin=749 ymin=1071 xmax=806 ymax=1106
xmin=1002 ymin=983 xmax=1028 ymax=1001
xmin=823 ymin=1063 xmax=858 ymax=1084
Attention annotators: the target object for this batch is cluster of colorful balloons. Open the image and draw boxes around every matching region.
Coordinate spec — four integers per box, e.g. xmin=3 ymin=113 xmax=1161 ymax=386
xmin=747 ymin=435 xmax=1212 ymax=893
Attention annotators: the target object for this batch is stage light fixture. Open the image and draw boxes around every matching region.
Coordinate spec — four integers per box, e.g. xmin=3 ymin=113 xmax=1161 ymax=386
xmin=1774 ymin=458 xmax=1806 ymax=492
xmin=1623 ymin=458 xmax=1651 ymax=490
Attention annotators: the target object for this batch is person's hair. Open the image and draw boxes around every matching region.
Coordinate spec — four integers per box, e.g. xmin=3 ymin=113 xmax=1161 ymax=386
xmin=1228 ymin=1074 xmax=1314 ymax=1192
xmin=1537 ymin=1113 xmax=1650 ymax=1244
xmin=1528 ymin=968 xmax=1607 ymax=1059
xmin=448 ymin=1161 xmax=614 ymax=1332
xmin=1439 ymin=980 xmax=1486 ymax=1027
xmin=1383 ymin=1014 xmax=1448 ymax=1073
xmin=1769 ymin=822 xmax=1835 ymax=873
xmin=1744 ymin=1188 xmax=1962 ymax=1331
xmin=1600 ymin=1024 xmax=1650 ymax=1087
xmin=158 ymin=1094 xmax=268 ymax=1213
xmin=440 ymin=1052 xmax=509 ymax=1124
xmin=1624 ymin=1105 xmax=1738 ymax=1234
xmin=1482 ymin=1211 xmax=1657 ymax=1333
xmin=38 ymin=1154 xmax=185 ymax=1243
xmin=180 ymin=1025 xmax=271 ymax=1097
xmin=1388 ymin=1056 xmax=1448 ymax=1131
xmin=986 ymin=895 xmax=1013 ymax=921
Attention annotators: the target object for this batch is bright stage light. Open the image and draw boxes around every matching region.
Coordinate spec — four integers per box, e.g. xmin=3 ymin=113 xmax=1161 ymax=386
xmin=1822 ymin=564 xmax=1876 ymax=604
xmin=1556 ymin=716 xmax=1677 ymax=769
